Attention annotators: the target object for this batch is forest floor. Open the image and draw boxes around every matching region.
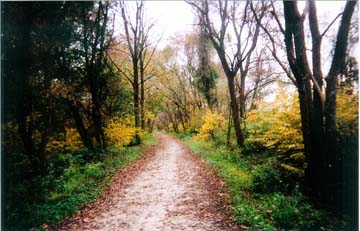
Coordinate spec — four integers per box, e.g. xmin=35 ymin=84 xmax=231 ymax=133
xmin=56 ymin=133 xmax=239 ymax=230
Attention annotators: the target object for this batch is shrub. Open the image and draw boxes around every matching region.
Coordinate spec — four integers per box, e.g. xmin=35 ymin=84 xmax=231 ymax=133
xmin=233 ymin=203 xmax=266 ymax=228
xmin=193 ymin=110 xmax=225 ymax=141
xmin=251 ymin=161 xmax=284 ymax=193
xmin=84 ymin=162 xmax=105 ymax=180
xmin=65 ymin=127 xmax=83 ymax=151
xmin=246 ymin=84 xmax=305 ymax=182
xmin=105 ymin=117 xmax=136 ymax=147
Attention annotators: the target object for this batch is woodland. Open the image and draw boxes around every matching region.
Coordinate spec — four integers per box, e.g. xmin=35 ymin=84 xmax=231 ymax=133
xmin=1 ymin=1 xmax=358 ymax=230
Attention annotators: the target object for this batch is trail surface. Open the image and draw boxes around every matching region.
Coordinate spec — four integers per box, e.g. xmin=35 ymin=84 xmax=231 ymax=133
xmin=58 ymin=134 xmax=237 ymax=230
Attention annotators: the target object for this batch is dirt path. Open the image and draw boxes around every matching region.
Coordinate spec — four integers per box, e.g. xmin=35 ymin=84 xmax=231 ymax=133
xmin=57 ymin=134 xmax=238 ymax=230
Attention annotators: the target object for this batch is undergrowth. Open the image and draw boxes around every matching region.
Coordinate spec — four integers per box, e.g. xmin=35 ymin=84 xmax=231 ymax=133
xmin=180 ymin=133 xmax=349 ymax=231
xmin=5 ymin=133 xmax=157 ymax=230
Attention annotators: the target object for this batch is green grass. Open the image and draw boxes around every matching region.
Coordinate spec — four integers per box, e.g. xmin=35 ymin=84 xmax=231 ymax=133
xmin=6 ymin=133 xmax=157 ymax=230
xmin=180 ymin=134 xmax=345 ymax=230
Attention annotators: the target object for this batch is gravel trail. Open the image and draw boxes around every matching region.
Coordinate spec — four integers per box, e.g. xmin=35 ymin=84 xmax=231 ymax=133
xmin=57 ymin=134 xmax=236 ymax=231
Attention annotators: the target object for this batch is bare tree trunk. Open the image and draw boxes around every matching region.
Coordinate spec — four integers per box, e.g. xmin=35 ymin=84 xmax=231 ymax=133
xmin=308 ymin=0 xmax=326 ymax=200
xmin=324 ymin=0 xmax=357 ymax=207
xmin=133 ymin=61 xmax=141 ymax=143
xmin=226 ymin=106 xmax=232 ymax=146
xmin=283 ymin=0 xmax=317 ymax=197
xmin=140 ymin=61 xmax=145 ymax=130
xmin=228 ymin=76 xmax=244 ymax=147
xmin=239 ymin=74 xmax=246 ymax=119
xmin=15 ymin=3 xmax=36 ymax=170
xmin=67 ymin=100 xmax=94 ymax=150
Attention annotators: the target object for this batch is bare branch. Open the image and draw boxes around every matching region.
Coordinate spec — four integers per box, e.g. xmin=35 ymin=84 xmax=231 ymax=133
xmin=270 ymin=1 xmax=285 ymax=34
xmin=320 ymin=13 xmax=343 ymax=38
xmin=106 ymin=52 xmax=134 ymax=85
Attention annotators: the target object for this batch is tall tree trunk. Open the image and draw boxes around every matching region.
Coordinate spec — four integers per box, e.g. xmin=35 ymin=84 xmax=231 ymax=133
xmin=16 ymin=3 xmax=36 ymax=169
xmin=239 ymin=74 xmax=246 ymax=119
xmin=324 ymin=0 xmax=357 ymax=208
xmin=67 ymin=100 xmax=93 ymax=150
xmin=282 ymin=1 xmax=357 ymax=210
xmin=133 ymin=61 xmax=140 ymax=128
xmin=226 ymin=106 xmax=232 ymax=146
xmin=228 ymin=75 xmax=244 ymax=147
xmin=308 ymin=0 xmax=326 ymax=200
xmin=283 ymin=0 xmax=316 ymax=197
xmin=140 ymin=61 xmax=145 ymax=130
xmin=133 ymin=62 xmax=141 ymax=144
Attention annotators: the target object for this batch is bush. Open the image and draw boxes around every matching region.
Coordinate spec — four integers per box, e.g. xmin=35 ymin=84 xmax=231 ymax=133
xmin=105 ymin=117 xmax=137 ymax=147
xmin=251 ymin=161 xmax=284 ymax=193
xmin=246 ymin=84 xmax=304 ymax=178
xmin=194 ymin=110 xmax=225 ymax=141
xmin=233 ymin=202 xmax=267 ymax=228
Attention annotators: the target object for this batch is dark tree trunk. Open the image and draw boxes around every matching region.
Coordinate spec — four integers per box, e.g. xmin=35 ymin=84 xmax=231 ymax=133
xmin=226 ymin=106 xmax=232 ymax=146
xmin=324 ymin=0 xmax=357 ymax=208
xmin=67 ymin=100 xmax=93 ymax=150
xmin=228 ymin=75 xmax=244 ymax=147
xmin=133 ymin=65 xmax=141 ymax=144
xmin=133 ymin=63 xmax=140 ymax=126
xmin=140 ymin=61 xmax=146 ymax=130
xmin=308 ymin=0 xmax=326 ymax=200
xmin=239 ymin=74 xmax=246 ymax=119
xmin=282 ymin=0 xmax=357 ymax=211
xmin=15 ymin=3 xmax=36 ymax=167
xmin=283 ymin=1 xmax=317 ymax=197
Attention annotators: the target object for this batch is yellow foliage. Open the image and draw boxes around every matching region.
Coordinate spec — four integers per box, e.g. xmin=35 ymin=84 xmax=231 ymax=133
xmin=194 ymin=110 xmax=225 ymax=141
xmin=46 ymin=139 xmax=65 ymax=153
xmin=145 ymin=112 xmax=156 ymax=120
xmin=336 ymin=88 xmax=358 ymax=135
xmin=247 ymin=85 xmax=303 ymax=153
xmin=105 ymin=117 xmax=137 ymax=147
xmin=247 ymin=84 xmax=304 ymax=175
xmin=188 ymin=111 xmax=205 ymax=131
xmin=281 ymin=163 xmax=304 ymax=176
xmin=65 ymin=127 xmax=83 ymax=151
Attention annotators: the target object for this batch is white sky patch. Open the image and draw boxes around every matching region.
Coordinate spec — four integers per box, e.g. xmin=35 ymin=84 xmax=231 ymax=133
xmin=147 ymin=1 xmax=195 ymax=48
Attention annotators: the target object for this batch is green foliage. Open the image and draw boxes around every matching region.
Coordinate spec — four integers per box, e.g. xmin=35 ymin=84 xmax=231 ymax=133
xmin=195 ymin=65 xmax=219 ymax=107
xmin=251 ymin=161 xmax=283 ymax=193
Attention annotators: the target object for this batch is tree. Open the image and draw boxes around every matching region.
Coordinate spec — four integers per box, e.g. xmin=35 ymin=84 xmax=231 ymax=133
xmin=58 ymin=2 xmax=113 ymax=150
xmin=195 ymin=16 xmax=219 ymax=109
xmin=188 ymin=0 xmax=265 ymax=147
xmin=252 ymin=0 xmax=357 ymax=209
xmin=118 ymin=0 xmax=157 ymax=138
xmin=2 ymin=1 xmax=96 ymax=174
